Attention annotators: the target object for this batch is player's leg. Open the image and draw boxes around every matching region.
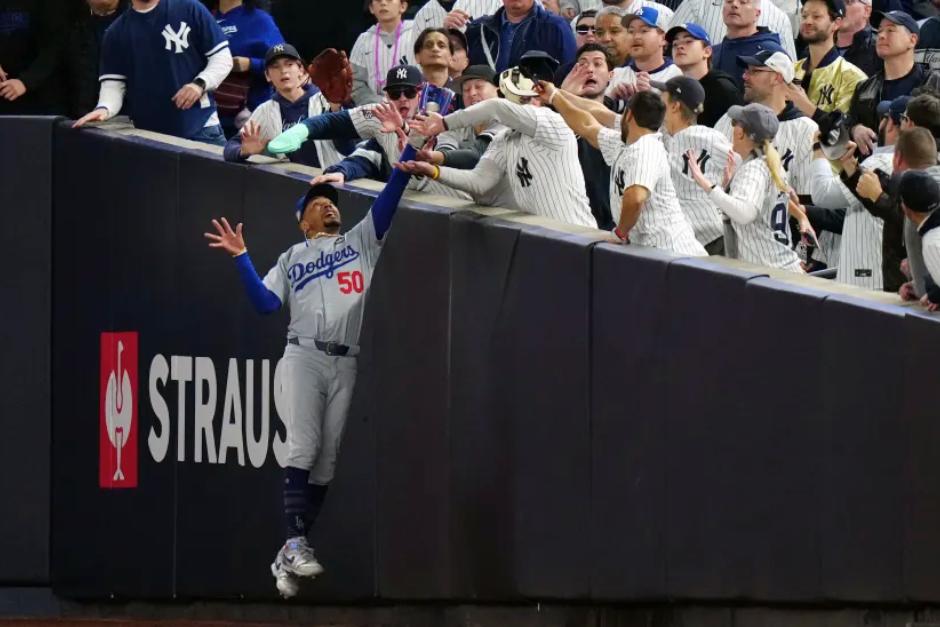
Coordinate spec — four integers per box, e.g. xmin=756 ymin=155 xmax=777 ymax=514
xmin=307 ymin=356 xmax=358 ymax=535
xmin=272 ymin=345 xmax=329 ymax=593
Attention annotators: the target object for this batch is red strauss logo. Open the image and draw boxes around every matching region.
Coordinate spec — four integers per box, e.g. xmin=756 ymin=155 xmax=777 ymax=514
xmin=99 ymin=332 xmax=138 ymax=488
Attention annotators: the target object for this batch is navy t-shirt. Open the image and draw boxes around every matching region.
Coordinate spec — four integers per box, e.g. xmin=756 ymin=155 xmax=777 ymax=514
xmin=100 ymin=0 xmax=229 ymax=138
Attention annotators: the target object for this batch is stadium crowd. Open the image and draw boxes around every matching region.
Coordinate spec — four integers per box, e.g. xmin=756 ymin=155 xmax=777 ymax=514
xmin=3 ymin=0 xmax=940 ymax=308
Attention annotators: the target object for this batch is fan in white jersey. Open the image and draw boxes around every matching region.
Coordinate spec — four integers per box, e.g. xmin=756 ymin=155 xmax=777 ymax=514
xmin=655 ymin=75 xmax=734 ymax=253
xmin=543 ymin=80 xmax=706 ymax=253
xmin=401 ymin=67 xmax=597 ymax=227
xmin=687 ymin=103 xmax=803 ymax=271
xmin=607 ymin=7 xmax=683 ymax=101
xmin=350 ymin=0 xmax=416 ymax=105
xmin=414 ymin=0 xmax=502 ymax=32
xmin=713 ymin=50 xmax=824 ymax=254
xmin=667 ymin=0 xmax=797 ymax=58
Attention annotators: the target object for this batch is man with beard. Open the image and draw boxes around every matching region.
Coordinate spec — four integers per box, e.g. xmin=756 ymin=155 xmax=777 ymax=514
xmin=667 ymin=22 xmax=742 ymax=126
xmin=788 ymin=0 xmax=867 ymax=120
xmin=708 ymin=0 xmax=792 ymax=86
xmin=837 ymin=0 xmax=880 ymax=76
xmin=668 ymin=0 xmax=797 ymax=62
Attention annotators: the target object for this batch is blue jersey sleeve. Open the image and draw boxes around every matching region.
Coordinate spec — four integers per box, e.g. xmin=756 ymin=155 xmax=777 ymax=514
xmin=371 ymin=144 xmax=416 ymax=240
xmin=191 ymin=0 xmax=229 ymax=57
xmin=303 ymin=110 xmax=362 ymax=140
xmin=234 ymin=253 xmax=282 ymax=314
xmin=98 ymin=22 xmax=128 ymax=82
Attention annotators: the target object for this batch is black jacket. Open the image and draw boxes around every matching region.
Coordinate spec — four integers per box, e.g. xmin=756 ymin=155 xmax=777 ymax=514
xmin=698 ymin=69 xmax=743 ymax=128
xmin=63 ymin=2 xmax=127 ymax=118
xmin=842 ymin=26 xmax=881 ymax=78
xmin=0 ymin=0 xmax=66 ymax=114
xmin=847 ymin=63 xmax=940 ymax=136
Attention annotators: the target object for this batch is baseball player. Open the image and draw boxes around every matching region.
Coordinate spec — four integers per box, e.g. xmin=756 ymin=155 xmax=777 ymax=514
xmin=350 ymin=0 xmax=416 ymax=105
xmin=686 ymin=103 xmax=803 ymax=272
xmin=667 ymin=0 xmax=797 ymax=62
xmin=401 ymin=65 xmax=598 ymax=228
xmin=657 ymin=76 xmax=734 ymax=253
xmin=72 ymin=0 xmax=234 ymax=144
xmin=223 ymin=44 xmax=354 ymax=168
xmin=204 ymin=126 xmax=429 ymax=598
xmin=542 ymin=81 xmax=707 ymax=254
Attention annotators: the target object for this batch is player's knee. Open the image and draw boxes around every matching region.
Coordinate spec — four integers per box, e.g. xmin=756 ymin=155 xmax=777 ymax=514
xmin=309 ymin=452 xmax=337 ymax=485
xmin=286 ymin=449 xmax=316 ymax=471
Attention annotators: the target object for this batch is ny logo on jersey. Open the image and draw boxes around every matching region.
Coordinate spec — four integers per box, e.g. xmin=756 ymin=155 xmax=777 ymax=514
xmin=818 ymin=84 xmax=835 ymax=107
xmin=162 ymin=21 xmax=191 ymax=54
xmin=614 ymin=168 xmax=626 ymax=196
xmin=781 ymin=148 xmax=795 ymax=172
xmin=516 ymin=157 xmax=534 ymax=187
xmin=681 ymin=149 xmax=712 ymax=176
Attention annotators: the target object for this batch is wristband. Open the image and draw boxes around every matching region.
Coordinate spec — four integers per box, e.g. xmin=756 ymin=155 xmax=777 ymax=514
xmin=232 ymin=248 xmax=247 ymax=258
xmin=432 ymin=165 xmax=441 ymax=180
xmin=193 ymin=77 xmax=207 ymax=93
xmin=548 ymin=90 xmax=558 ymax=106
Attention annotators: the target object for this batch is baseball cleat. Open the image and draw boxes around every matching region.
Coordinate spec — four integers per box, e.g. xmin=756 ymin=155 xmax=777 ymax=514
xmin=270 ymin=558 xmax=299 ymax=599
xmin=279 ymin=536 xmax=324 ymax=578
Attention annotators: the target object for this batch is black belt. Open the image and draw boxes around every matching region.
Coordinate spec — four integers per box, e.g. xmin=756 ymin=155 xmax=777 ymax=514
xmin=288 ymin=337 xmax=351 ymax=356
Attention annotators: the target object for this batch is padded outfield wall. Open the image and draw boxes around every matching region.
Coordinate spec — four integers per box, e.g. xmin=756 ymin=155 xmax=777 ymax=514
xmin=2 ymin=116 xmax=940 ymax=606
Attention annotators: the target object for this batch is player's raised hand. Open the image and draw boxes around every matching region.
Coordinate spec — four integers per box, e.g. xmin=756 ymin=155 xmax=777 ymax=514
xmin=204 ymin=217 xmax=247 ymax=256
xmin=395 ymin=159 xmax=437 ymax=177
xmin=240 ymin=121 xmax=269 ymax=156
xmin=173 ymin=82 xmax=204 ymax=110
xmin=443 ymin=9 xmax=471 ymax=30
xmin=409 ymin=111 xmax=446 ymax=138
xmin=72 ymin=107 xmax=110 ymax=128
xmin=373 ymin=102 xmax=405 ymax=134
xmin=310 ymin=172 xmax=345 ymax=187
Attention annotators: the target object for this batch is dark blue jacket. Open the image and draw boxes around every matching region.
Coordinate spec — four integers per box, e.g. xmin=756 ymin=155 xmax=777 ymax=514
xmin=466 ymin=3 xmax=575 ymax=72
xmin=710 ymin=28 xmax=786 ymax=87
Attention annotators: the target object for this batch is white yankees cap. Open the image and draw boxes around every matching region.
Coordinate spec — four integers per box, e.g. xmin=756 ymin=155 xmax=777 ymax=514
xmin=498 ymin=67 xmax=538 ymax=104
xmin=737 ymin=49 xmax=795 ymax=84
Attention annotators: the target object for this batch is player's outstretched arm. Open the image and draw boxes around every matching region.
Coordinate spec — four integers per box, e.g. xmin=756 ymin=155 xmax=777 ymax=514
xmin=537 ymin=81 xmax=604 ymax=148
xmin=370 ymin=144 xmax=420 ymax=240
xmin=204 ymin=218 xmax=282 ymax=314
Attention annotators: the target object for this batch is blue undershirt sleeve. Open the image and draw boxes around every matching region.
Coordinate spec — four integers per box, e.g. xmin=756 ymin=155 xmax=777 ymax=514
xmin=234 ymin=253 xmax=282 ymax=314
xmin=371 ymin=144 xmax=416 ymax=240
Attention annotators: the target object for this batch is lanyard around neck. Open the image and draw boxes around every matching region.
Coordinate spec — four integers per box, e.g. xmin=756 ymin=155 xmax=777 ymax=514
xmin=374 ymin=21 xmax=404 ymax=91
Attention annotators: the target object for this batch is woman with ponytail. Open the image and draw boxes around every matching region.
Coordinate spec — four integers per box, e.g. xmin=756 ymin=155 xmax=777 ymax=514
xmin=686 ymin=103 xmax=804 ymax=273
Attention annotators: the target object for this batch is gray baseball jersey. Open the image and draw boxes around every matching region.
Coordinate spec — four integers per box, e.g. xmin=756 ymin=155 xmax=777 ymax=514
xmin=598 ymin=127 xmax=708 ymax=255
xmin=667 ymin=0 xmax=797 ymax=60
xmin=350 ymin=22 xmax=416 ymax=97
xmin=662 ymin=124 xmax=733 ymax=246
xmin=262 ymin=215 xmax=382 ymax=346
xmin=348 ymin=104 xmax=472 ymax=201
xmin=720 ymin=156 xmax=802 ymax=271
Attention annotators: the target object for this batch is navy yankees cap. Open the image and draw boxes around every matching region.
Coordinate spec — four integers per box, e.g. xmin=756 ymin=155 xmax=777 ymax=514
xmin=519 ymin=50 xmax=560 ymax=83
xmin=877 ymin=95 xmax=911 ymax=124
xmin=666 ymin=22 xmax=712 ymax=47
xmin=899 ymin=170 xmax=940 ymax=214
xmin=296 ymin=183 xmax=340 ymax=220
xmin=651 ymin=76 xmax=706 ymax=114
xmin=385 ymin=64 xmax=422 ymax=90
xmin=873 ymin=10 xmax=920 ymax=35
xmin=265 ymin=43 xmax=303 ymax=67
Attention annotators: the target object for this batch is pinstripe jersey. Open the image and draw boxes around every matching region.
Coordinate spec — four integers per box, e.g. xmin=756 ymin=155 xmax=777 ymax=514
xmin=666 ymin=0 xmax=797 ymax=60
xmin=597 ymin=128 xmax=708 ymax=255
xmin=577 ymin=0 xmax=675 ymax=16
xmin=838 ymin=150 xmax=892 ymax=288
xmin=922 ymin=225 xmax=940 ymax=288
xmin=350 ymin=22 xmax=417 ymax=97
xmin=723 ymin=156 xmax=802 ymax=271
xmin=608 ymin=61 xmax=683 ymax=95
xmin=411 ymin=0 xmax=503 ymax=33
xmin=480 ymin=108 xmax=596 ymax=227
xmin=662 ymin=125 xmax=733 ymax=246
xmin=348 ymin=104 xmax=471 ymax=200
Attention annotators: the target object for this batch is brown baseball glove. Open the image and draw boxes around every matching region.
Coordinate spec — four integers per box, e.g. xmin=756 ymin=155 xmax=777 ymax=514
xmin=307 ymin=48 xmax=353 ymax=104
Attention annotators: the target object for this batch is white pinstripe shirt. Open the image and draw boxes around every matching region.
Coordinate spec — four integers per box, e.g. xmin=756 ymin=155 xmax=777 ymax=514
xmin=662 ymin=125 xmax=733 ymax=246
xmin=922 ymin=225 xmax=940 ymax=290
xmin=411 ymin=0 xmax=504 ymax=33
xmin=667 ymin=0 xmax=797 ymax=59
xmin=598 ymin=128 xmax=708 ymax=255
xmin=350 ymin=21 xmax=417 ymax=98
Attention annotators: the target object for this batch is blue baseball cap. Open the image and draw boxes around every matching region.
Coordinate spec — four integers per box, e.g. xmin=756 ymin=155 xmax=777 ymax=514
xmin=877 ymin=95 xmax=911 ymax=124
xmin=623 ymin=6 xmax=670 ymax=31
xmin=873 ymin=10 xmax=920 ymax=35
xmin=666 ymin=22 xmax=712 ymax=47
